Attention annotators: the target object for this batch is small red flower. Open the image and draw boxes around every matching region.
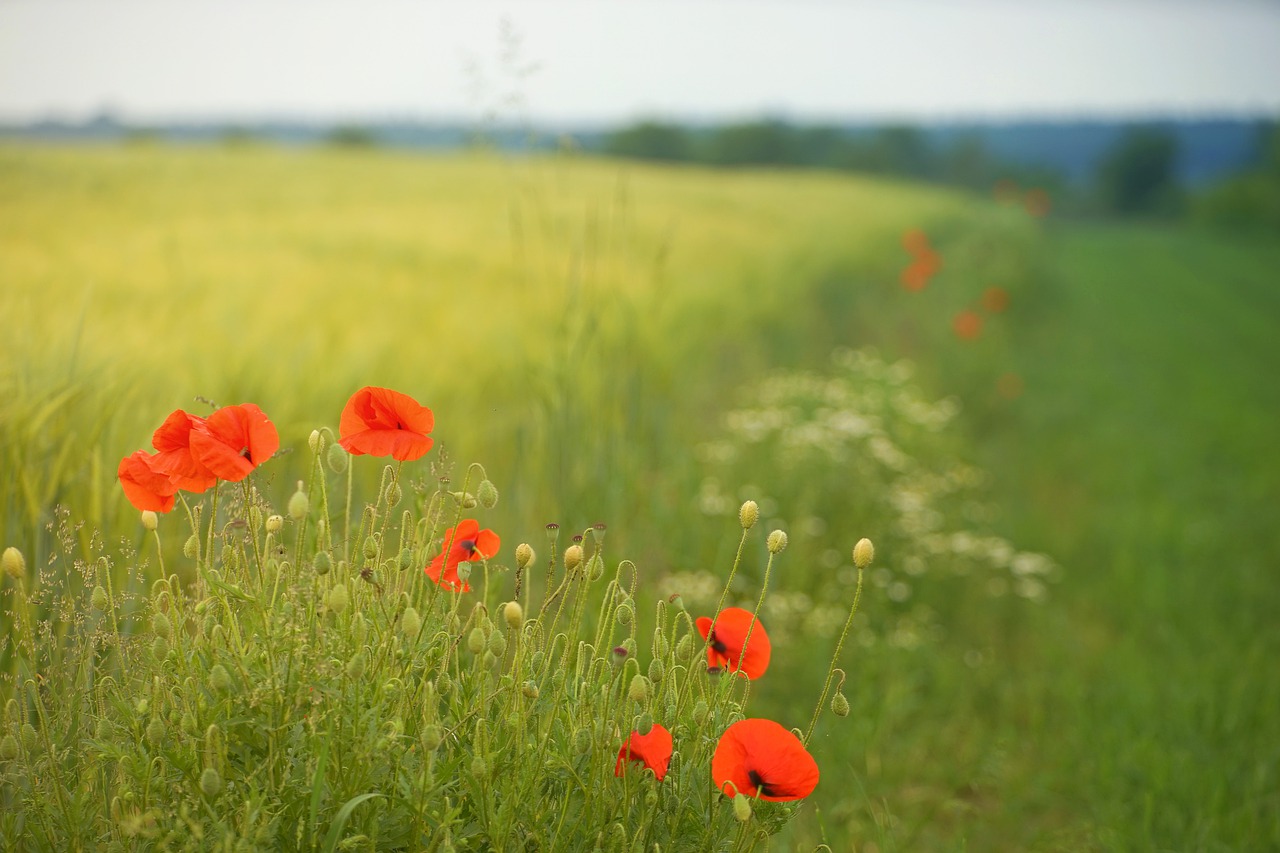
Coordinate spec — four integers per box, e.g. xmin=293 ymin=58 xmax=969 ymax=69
xmin=426 ymin=519 xmax=500 ymax=593
xmin=901 ymin=227 xmax=931 ymax=256
xmin=188 ymin=403 xmax=280 ymax=482
xmin=696 ymin=607 xmax=771 ymax=679
xmin=615 ymin=724 xmax=673 ymax=781
xmin=981 ymin=286 xmax=1010 ymax=314
xmin=117 ymin=451 xmax=178 ymax=513
xmin=338 ymin=386 xmax=434 ymax=462
xmin=952 ymin=310 xmax=983 ymax=341
xmin=149 ymin=410 xmax=217 ymax=493
xmin=712 ymin=718 xmax=819 ymax=802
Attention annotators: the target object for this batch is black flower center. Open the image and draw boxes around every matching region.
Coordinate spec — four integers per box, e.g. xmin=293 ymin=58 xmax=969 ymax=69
xmin=747 ymin=769 xmax=775 ymax=797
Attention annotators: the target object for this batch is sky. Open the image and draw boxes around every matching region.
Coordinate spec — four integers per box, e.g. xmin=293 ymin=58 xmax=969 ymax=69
xmin=1 ymin=0 xmax=1278 ymax=124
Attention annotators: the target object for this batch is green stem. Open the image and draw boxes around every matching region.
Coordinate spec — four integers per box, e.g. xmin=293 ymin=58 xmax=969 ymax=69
xmin=805 ymin=565 xmax=864 ymax=744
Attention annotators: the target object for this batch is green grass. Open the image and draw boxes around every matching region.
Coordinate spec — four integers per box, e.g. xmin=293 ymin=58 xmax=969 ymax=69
xmin=3 ymin=143 xmax=1279 ymax=850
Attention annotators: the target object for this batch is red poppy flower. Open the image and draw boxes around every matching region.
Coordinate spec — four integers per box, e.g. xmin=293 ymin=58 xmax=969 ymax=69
xmin=901 ymin=227 xmax=931 ymax=256
xmin=615 ymin=724 xmax=673 ymax=781
xmin=338 ymin=386 xmax=434 ymax=462
xmin=149 ymin=410 xmax=217 ymax=493
xmin=696 ymin=607 xmax=771 ymax=679
xmin=981 ymin=286 xmax=1010 ymax=314
xmin=188 ymin=403 xmax=279 ymax=482
xmin=118 ymin=450 xmax=178 ymax=513
xmin=712 ymin=718 xmax=819 ymax=802
xmin=952 ymin=310 xmax=983 ymax=341
xmin=426 ymin=519 xmax=500 ymax=593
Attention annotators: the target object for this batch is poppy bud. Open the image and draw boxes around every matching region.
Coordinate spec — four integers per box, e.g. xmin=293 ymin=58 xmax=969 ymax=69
xmin=151 ymin=636 xmax=169 ymax=660
xmin=487 ymin=631 xmax=507 ymax=658
xmin=288 ymin=483 xmax=309 ymax=520
xmin=221 ymin=544 xmax=237 ymax=569
xmin=183 ymin=534 xmax=199 ymax=560
xmin=209 ymin=664 xmax=232 ymax=694
xmin=522 ymin=681 xmax=540 ymax=700
xmin=733 ymin=794 xmax=753 ymax=822
xmin=385 ymin=482 xmax=402 ymax=508
xmin=636 ymin=712 xmax=654 ymax=736
xmin=515 ymin=543 xmax=534 ymax=570
xmin=91 ymin=585 xmax=110 ymax=611
xmin=146 ymin=716 xmax=165 ymax=746
xmin=693 ymin=699 xmax=709 ymax=726
xmin=436 ymin=673 xmax=453 ymax=695
xmin=326 ymin=442 xmax=348 ymax=473
xmin=450 ymin=491 xmax=477 ymax=508
xmin=766 ymin=530 xmax=788 ymax=554
xmin=313 ymin=552 xmax=332 ymax=575
xmin=616 ymin=603 xmax=633 ymax=625
xmin=832 ymin=692 xmax=850 ymax=717
xmin=346 ymin=651 xmax=366 ymax=680
xmin=648 ymin=658 xmax=665 ymax=683
xmin=468 ymin=627 xmax=486 ymax=656
xmin=421 ymin=724 xmax=443 ymax=751
xmin=351 ymin=613 xmax=368 ymax=646
xmin=574 ymin=726 xmax=591 ymax=754
xmin=587 ymin=554 xmax=605 ymax=581
xmin=140 ymin=510 xmax=159 ymax=531
xmin=739 ymin=500 xmax=759 ymax=530
xmin=401 ymin=606 xmax=421 ymax=639
xmin=266 ymin=514 xmax=283 ymax=534
xmin=564 ymin=544 xmax=583 ymax=571
xmin=456 ymin=561 xmax=472 ymax=583
xmin=327 ymin=582 xmax=349 ymax=614
xmin=853 ymin=538 xmax=875 ymax=569
xmin=181 ymin=711 xmax=198 ymax=736
xmin=611 ymin=646 xmax=629 ymax=666
xmin=477 ymin=479 xmax=499 ymax=509
xmin=628 ymin=675 xmax=651 ymax=704
xmin=200 ymin=767 xmax=223 ymax=798
xmin=308 ymin=429 xmax=323 ymax=454
xmin=470 ymin=755 xmax=488 ymax=778
xmin=503 ymin=601 xmax=523 ymax=629
xmin=152 ymin=611 xmax=172 ymax=641
xmin=0 ymin=734 xmax=18 ymax=761
xmin=20 ymin=723 xmax=37 ymax=752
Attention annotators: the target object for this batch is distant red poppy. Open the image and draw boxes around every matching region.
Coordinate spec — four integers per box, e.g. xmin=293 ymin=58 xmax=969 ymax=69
xmin=426 ymin=519 xmax=500 ymax=593
xmin=117 ymin=450 xmax=178 ymax=513
xmin=149 ymin=410 xmax=217 ymax=493
xmin=997 ymin=372 xmax=1025 ymax=400
xmin=899 ymin=262 xmax=930 ymax=292
xmin=901 ymin=228 xmax=931 ymax=256
xmin=981 ymin=286 xmax=1010 ymax=314
xmin=615 ymin=724 xmax=673 ymax=781
xmin=338 ymin=386 xmax=434 ymax=462
xmin=993 ymin=179 xmax=1020 ymax=204
xmin=712 ymin=718 xmax=819 ymax=802
xmin=1024 ymin=188 xmax=1051 ymax=218
xmin=952 ymin=310 xmax=983 ymax=341
xmin=696 ymin=607 xmax=771 ymax=679
xmin=189 ymin=403 xmax=279 ymax=482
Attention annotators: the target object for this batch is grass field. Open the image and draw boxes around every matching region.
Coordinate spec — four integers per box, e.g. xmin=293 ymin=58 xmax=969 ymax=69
xmin=1 ymin=144 xmax=1277 ymax=850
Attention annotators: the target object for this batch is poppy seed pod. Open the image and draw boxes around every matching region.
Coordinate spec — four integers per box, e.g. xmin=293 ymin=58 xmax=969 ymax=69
xmin=739 ymin=500 xmax=759 ymax=530
xmin=140 ymin=511 xmax=159 ymax=531
xmin=477 ymin=479 xmax=499 ymax=509
xmin=265 ymin=515 xmax=283 ymax=534
xmin=766 ymin=530 xmax=788 ymax=554
xmin=564 ymin=544 xmax=583 ymax=571
xmin=515 ymin=543 xmax=534 ymax=570
xmin=288 ymin=483 xmax=309 ymax=520
xmin=853 ymin=538 xmax=875 ymax=569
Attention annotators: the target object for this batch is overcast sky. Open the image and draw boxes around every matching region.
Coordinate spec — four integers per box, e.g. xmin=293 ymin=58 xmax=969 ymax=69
xmin=1 ymin=0 xmax=1278 ymax=123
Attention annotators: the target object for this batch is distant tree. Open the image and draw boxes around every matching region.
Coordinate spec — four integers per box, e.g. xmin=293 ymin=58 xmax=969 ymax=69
xmin=1098 ymin=127 xmax=1180 ymax=215
xmin=1195 ymin=123 xmax=1280 ymax=232
xmin=326 ymin=125 xmax=378 ymax=148
xmin=706 ymin=120 xmax=796 ymax=166
xmin=604 ymin=121 xmax=693 ymax=162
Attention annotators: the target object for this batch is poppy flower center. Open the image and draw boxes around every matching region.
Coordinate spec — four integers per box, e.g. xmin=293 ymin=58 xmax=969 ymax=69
xmin=747 ymin=769 xmax=775 ymax=797
xmin=709 ymin=631 xmax=728 ymax=654
xmin=458 ymin=539 xmax=477 ymax=555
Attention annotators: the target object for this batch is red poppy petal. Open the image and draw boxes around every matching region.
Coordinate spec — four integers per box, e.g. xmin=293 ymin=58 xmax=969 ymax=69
xmin=701 ymin=608 xmax=771 ymax=679
xmin=696 ymin=616 xmax=713 ymax=641
xmin=338 ymin=387 xmax=434 ymax=461
xmin=190 ymin=428 xmax=254 ymax=481
xmin=117 ymin=452 xmax=177 ymax=513
xmin=472 ymin=529 xmax=500 ymax=560
xmin=340 ymin=429 xmax=433 ymax=462
xmin=616 ymin=725 xmax=672 ymax=781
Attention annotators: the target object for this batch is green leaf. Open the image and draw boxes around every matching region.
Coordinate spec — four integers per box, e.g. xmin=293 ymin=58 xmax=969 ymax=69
xmin=321 ymin=792 xmax=383 ymax=853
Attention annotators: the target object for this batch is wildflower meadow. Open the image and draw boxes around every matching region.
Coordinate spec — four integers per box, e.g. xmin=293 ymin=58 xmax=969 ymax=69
xmin=3 ymin=144 xmax=1279 ymax=850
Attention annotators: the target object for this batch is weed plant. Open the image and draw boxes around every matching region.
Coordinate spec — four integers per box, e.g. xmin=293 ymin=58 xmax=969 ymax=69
xmin=0 ymin=389 xmax=876 ymax=851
